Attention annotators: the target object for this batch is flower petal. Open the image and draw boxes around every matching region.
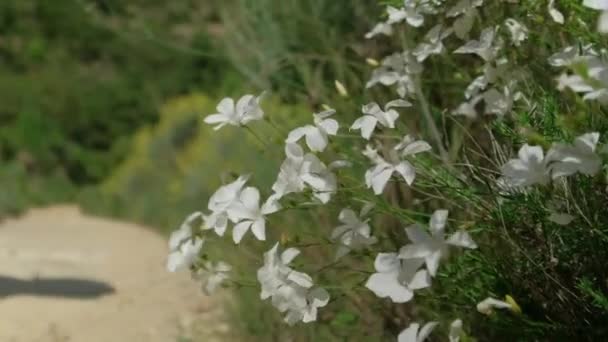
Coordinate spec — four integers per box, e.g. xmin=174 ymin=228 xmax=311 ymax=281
xmin=366 ymin=271 xmax=413 ymax=303
xmin=446 ymin=231 xmax=478 ymax=249
xmin=417 ymin=321 xmax=439 ymax=342
xmin=232 ymin=220 xmax=252 ymax=244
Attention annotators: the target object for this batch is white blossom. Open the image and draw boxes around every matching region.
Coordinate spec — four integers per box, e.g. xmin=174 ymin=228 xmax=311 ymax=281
xmin=413 ymin=24 xmax=453 ymax=62
xmin=365 ymin=22 xmax=393 ymax=39
xmin=286 ymin=109 xmax=339 ymax=152
xmin=394 ymin=135 xmax=432 ymax=157
xmin=399 ymin=210 xmax=478 ymax=277
xmin=204 ymin=93 xmax=265 ymax=130
xmin=386 ymin=1 xmax=437 ymax=28
xmin=449 ymin=319 xmax=464 ymax=342
xmin=351 ymin=101 xmax=410 ymax=140
xmin=363 ymin=145 xmax=417 ymax=195
xmin=365 ymin=253 xmax=431 ymax=303
xmin=548 ymin=0 xmax=564 ymax=24
xmin=546 ymin=132 xmax=602 ymax=178
xmin=366 ymin=51 xmax=422 ymax=97
xmin=167 ymin=237 xmax=204 ymax=273
xmin=548 ymin=211 xmax=575 ymax=225
xmin=482 ymin=82 xmax=523 ymax=117
xmin=257 ymin=243 xmax=328 ymax=325
xmin=227 ymin=188 xmax=281 ymax=243
xmin=167 ymin=212 xmax=204 ymax=272
xmin=203 ymin=175 xmax=250 ymax=236
xmin=504 ymin=19 xmax=528 ymax=46
xmin=499 ymin=144 xmax=550 ymax=187
xmin=272 ymin=144 xmax=337 ymax=203
xmin=548 ymin=45 xmax=597 ymax=67
xmin=283 ymin=287 xmax=330 ymax=325
xmin=257 ymin=243 xmax=306 ymax=299
xmin=331 ymin=205 xmax=377 ymax=259
xmin=454 ymin=26 xmax=500 ymax=62
xmin=454 ymin=95 xmax=483 ymax=118
xmin=476 ymin=297 xmax=514 ymax=315
xmin=600 ymin=11 xmax=608 ymax=33
xmin=584 ymin=0 xmax=608 ymax=33
xmin=447 ymin=0 xmax=484 ymax=39
xmin=398 ymin=321 xmax=439 ymax=342
xmin=193 ymin=261 xmax=231 ymax=295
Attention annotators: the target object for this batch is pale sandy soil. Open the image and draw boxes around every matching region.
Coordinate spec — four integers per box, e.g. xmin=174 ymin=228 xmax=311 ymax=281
xmin=0 ymin=205 xmax=228 ymax=342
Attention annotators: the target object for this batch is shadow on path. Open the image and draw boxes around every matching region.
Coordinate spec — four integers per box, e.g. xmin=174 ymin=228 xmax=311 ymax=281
xmin=0 ymin=275 xmax=115 ymax=299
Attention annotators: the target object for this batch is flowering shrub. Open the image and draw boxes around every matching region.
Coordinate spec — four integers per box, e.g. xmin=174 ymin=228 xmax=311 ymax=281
xmin=166 ymin=1 xmax=608 ymax=340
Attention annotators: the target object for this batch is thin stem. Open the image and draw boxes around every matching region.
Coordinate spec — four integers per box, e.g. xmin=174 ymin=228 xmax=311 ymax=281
xmin=244 ymin=125 xmax=269 ymax=148
xmin=413 ymin=76 xmax=450 ymax=164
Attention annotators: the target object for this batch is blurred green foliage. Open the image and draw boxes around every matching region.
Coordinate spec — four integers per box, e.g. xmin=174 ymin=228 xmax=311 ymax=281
xmin=0 ymin=0 xmax=236 ymax=187
xmin=80 ymin=93 xmax=310 ymax=232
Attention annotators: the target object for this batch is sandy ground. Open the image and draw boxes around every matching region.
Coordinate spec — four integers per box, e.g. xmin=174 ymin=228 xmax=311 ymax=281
xmin=0 ymin=205 xmax=227 ymax=342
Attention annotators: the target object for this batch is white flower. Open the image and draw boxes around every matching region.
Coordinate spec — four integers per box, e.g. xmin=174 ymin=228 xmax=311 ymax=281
xmin=464 ymin=58 xmax=509 ymax=100
xmin=453 ymin=95 xmax=483 ymax=118
xmin=454 ymin=26 xmax=500 ymax=62
xmin=366 ymin=51 xmax=422 ymax=97
xmin=447 ymin=0 xmax=484 ymax=39
xmin=257 ymin=243 xmax=328 ymax=325
xmin=286 ymin=109 xmax=339 ymax=152
xmin=449 ymin=319 xmax=464 ymax=342
xmin=476 ymin=297 xmax=514 ymax=315
xmin=556 ymin=74 xmax=594 ymax=93
xmin=548 ymin=0 xmax=564 ymax=24
xmin=272 ymin=144 xmax=337 ymax=203
xmin=386 ymin=2 xmax=431 ymax=28
xmin=600 ymin=11 xmax=608 ymax=33
xmin=351 ymin=100 xmax=411 ymax=140
xmin=257 ymin=243 xmax=307 ymax=299
xmin=193 ymin=261 xmax=231 ymax=295
xmin=365 ymin=253 xmax=431 ymax=303
xmin=387 ymin=6 xmax=410 ymax=24
xmin=413 ymin=24 xmax=453 ymax=62
xmin=167 ymin=212 xmax=204 ymax=272
xmin=548 ymin=45 xmax=597 ymax=67
xmin=167 ymin=236 xmax=204 ymax=273
xmin=331 ymin=205 xmax=377 ymax=259
xmin=363 ymin=145 xmax=417 ymax=195
xmin=300 ymin=155 xmax=338 ymax=204
xmin=546 ymin=132 xmax=602 ymax=178
xmin=227 ymin=188 xmax=281 ymax=243
xmin=365 ymin=22 xmax=393 ymax=39
xmin=204 ymin=94 xmax=265 ymax=130
xmin=203 ymin=175 xmax=250 ymax=236
xmin=504 ymin=19 xmax=528 ymax=46
xmin=283 ymin=287 xmax=330 ymax=325
xmin=482 ymin=83 xmax=522 ymax=117
xmin=394 ymin=135 xmax=432 ymax=157
xmin=499 ymin=144 xmax=550 ymax=187
xmin=584 ymin=0 xmax=608 ymax=33
xmin=548 ymin=211 xmax=575 ymax=225
xmin=399 ymin=210 xmax=478 ymax=277
xmin=398 ymin=321 xmax=439 ymax=342
xmin=168 ymin=211 xmax=202 ymax=251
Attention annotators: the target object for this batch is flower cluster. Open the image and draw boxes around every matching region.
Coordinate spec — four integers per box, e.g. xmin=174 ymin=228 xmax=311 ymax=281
xmin=366 ymin=210 xmax=477 ymax=303
xmin=163 ymin=1 xmax=608 ymax=340
xmin=500 ymin=133 xmax=602 ymax=188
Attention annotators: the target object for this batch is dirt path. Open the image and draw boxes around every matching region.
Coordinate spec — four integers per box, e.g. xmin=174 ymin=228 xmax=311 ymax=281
xmin=0 ymin=205 xmax=227 ymax=342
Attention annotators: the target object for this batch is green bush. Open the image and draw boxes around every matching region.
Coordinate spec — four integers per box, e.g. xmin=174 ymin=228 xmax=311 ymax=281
xmin=0 ymin=0 xmax=236 ymax=185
